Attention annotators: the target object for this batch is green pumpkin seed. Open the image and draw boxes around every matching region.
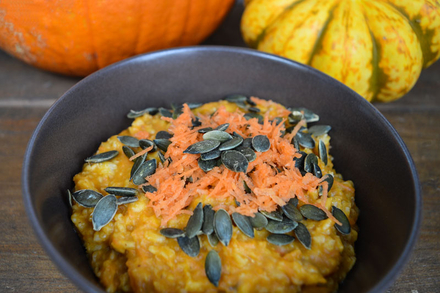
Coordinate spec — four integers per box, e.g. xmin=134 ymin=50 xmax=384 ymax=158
xmin=203 ymin=130 xmax=233 ymax=142
xmin=130 ymin=153 xmax=147 ymax=181
xmin=67 ymin=189 xmax=73 ymax=208
xmin=192 ymin=117 xmax=202 ymax=128
xmin=267 ymin=234 xmax=295 ymax=246
xmin=201 ymin=148 xmax=221 ymax=161
xmin=260 ymin=208 xmax=283 ymax=221
xmin=122 ymin=146 xmax=136 ymax=159
xmin=104 ymin=187 xmax=137 ymax=197
xmin=203 ymin=205 xmax=215 ymax=235
xmin=117 ymin=136 xmax=139 ymax=148
xmin=186 ymin=102 xmax=204 ymax=109
xmin=243 ymin=180 xmax=252 ymax=193
xmin=177 ymin=235 xmax=200 ymax=257
xmin=158 ymin=107 xmax=173 ymax=118
xmin=205 ymin=250 xmax=222 ymax=287
xmin=132 ymin=159 xmax=157 ymax=185
xmin=249 ymin=213 xmax=268 ymax=230
xmin=293 ymin=151 xmax=307 ymax=175
xmin=72 ymin=189 xmax=103 ymax=208
xmin=248 ymin=107 xmax=260 ymax=113
xmin=221 ymin=150 xmax=248 ymax=173
xmin=232 ymin=213 xmax=254 ymax=238
xmin=313 ymin=163 xmax=322 ymax=178
xmin=207 ymin=232 xmax=219 ymax=247
xmin=214 ymin=209 xmax=233 ymax=246
xmin=252 ymin=135 xmax=270 ymax=152
xmin=289 ymin=107 xmax=319 ymax=123
xmin=142 ymin=185 xmax=157 ymax=193
xmin=160 ymin=228 xmax=185 ymax=238
xmin=116 ymin=196 xmax=138 ymax=205
xmin=244 ymin=113 xmax=263 ymax=124
xmin=219 ymin=136 xmax=243 ymax=151
xmin=319 ymin=140 xmax=328 ymax=165
xmin=246 ymin=96 xmax=257 ymax=106
xmin=332 ymin=206 xmax=351 ymax=235
xmin=281 ymin=202 xmax=304 ymax=222
xmin=304 ymin=153 xmax=318 ymax=174
xmin=158 ymin=151 xmax=166 ymax=163
xmin=309 ymin=125 xmax=331 ymax=137
xmin=215 ymin=123 xmax=230 ymax=131
xmin=198 ymin=127 xmax=213 ymax=133
xmin=224 ymin=94 xmax=247 ymax=103
xmin=198 ymin=158 xmax=219 ymax=172
xmin=184 ymin=140 xmax=221 ymax=154
xmin=265 ymin=217 xmax=298 ymax=234
xmin=320 ymin=174 xmax=334 ymax=194
xmin=139 ymin=139 xmax=156 ymax=151
xmin=295 ymin=132 xmax=315 ymax=149
xmin=127 ymin=107 xmax=158 ymax=118
xmin=153 ymin=138 xmax=171 ymax=152
xmin=299 ymin=204 xmax=328 ymax=221
xmin=85 ymin=150 xmax=119 ymax=163
xmin=294 ymin=222 xmax=312 ymax=249
xmin=288 ymin=111 xmax=303 ymax=124
xmin=155 ymin=131 xmax=173 ymax=139
xmin=242 ymin=137 xmax=253 ymax=148
xmin=185 ymin=202 xmax=204 ymax=238
xmin=292 ymin=136 xmax=300 ymax=150
xmin=92 ymin=195 xmax=118 ymax=231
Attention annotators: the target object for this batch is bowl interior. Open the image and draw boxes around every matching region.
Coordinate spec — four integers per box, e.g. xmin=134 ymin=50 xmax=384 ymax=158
xmin=22 ymin=46 xmax=420 ymax=292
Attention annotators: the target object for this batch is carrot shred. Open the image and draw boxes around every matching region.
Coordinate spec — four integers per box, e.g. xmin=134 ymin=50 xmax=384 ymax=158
xmin=129 ymin=146 xmax=153 ymax=161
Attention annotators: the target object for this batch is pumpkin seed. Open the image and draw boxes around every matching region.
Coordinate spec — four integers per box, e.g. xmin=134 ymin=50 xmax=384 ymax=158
xmin=289 ymin=107 xmax=319 ymax=123
xmin=116 ymin=196 xmax=138 ymax=205
xmin=221 ymin=150 xmax=248 ymax=173
xmin=186 ymin=102 xmax=204 ymax=109
xmin=265 ymin=217 xmax=298 ymax=234
xmin=177 ymin=235 xmax=200 ymax=257
xmin=260 ymin=208 xmax=283 ymax=221
xmin=117 ymin=136 xmax=139 ymax=148
xmin=198 ymin=158 xmax=219 ymax=172
xmin=214 ymin=209 xmax=233 ymax=246
xmin=267 ymin=234 xmax=295 ymax=246
xmin=248 ymin=107 xmax=260 ymax=113
xmin=185 ymin=202 xmax=204 ymax=238
xmin=184 ymin=140 xmax=221 ymax=154
xmin=319 ymin=140 xmax=328 ymax=165
xmin=299 ymin=204 xmax=328 ymax=221
xmin=203 ymin=130 xmax=233 ymax=143
xmin=244 ymin=112 xmax=263 ymax=124
xmin=313 ymin=163 xmax=322 ymax=178
xmin=215 ymin=123 xmax=230 ymax=131
xmin=122 ymin=146 xmax=136 ymax=159
xmin=198 ymin=127 xmax=213 ymax=133
xmin=320 ymin=174 xmax=334 ymax=193
xmin=205 ymin=250 xmax=222 ymax=287
xmin=127 ymin=107 xmax=158 ymax=118
xmin=155 ymin=131 xmax=173 ymax=139
xmin=292 ymin=136 xmax=300 ymax=150
xmin=232 ymin=132 xmax=243 ymax=138
xmin=207 ymin=232 xmax=219 ymax=247
xmin=293 ymin=151 xmax=307 ymax=175
xmin=288 ymin=197 xmax=299 ymax=207
xmin=72 ymin=189 xmax=103 ymax=208
xmin=249 ymin=213 xmax=268 ymax=230
xmin=219 ymin=136 xmax=243 ymax=151
xmin=138 ymin=139 xmax=156 ymax=151
xmin=160 ymin=228 xmax=185 ymax=238
xmin=104 ymin=187 xmax=137 ymax=197
xmin=288 ymin=111 xmax=303 ymax=124
xmin=85 ymin=150 xmax=119 ymax=163
xmin=224 ymin=94 xmax=247 ymax=103
xmin=92 ymin=195 xmax=118 ymax=231
xmin=158 ymin=107 xmax=173 ymax=118
xmin=242 ymin=137 xmax=253 ymax=148
xmin=252 ymin=135 xmax=270 ymax=152
xmin=304 ymin=153 xmax=318 ymax=174
xmin=243 ymin=180 xmax=251 ymax=193
xmin=294 ymin=222 xmax=312 ymax=249
xmin=281 ymin=202 xmax=304 ymax=222
xmin=202 ymin=205 xmax=215 ymax=235
xmin=142 ymin=185 xmax=157 ymax=193
xmin=201 ymin=148 xmax=221 ymax=161
xmin=153 ymin=138 xmax=171 ymax=152
xmin=232 ymin=213 xmax=254 ymax=238
xmin=132 ymin=159 xmax=157 ymax=185
xmin=332 ymin=206 xmax=351 ymax=235
xmin=273 ymin=117 xmax=283 ymax=125
xmin=130 ymin=153 xmax=147 ymax=180
xmin=309 ymin=125 xmax=331 ymax=137
xmin=246 ymin=96 xmax=257 ymax=106
xmin=295 ymin=132 xmax=315 ymax=149
xmin=67 ymin=189 xmax=73 ymax=208
xmin=158 ymin=151 xmax=166 ymax=163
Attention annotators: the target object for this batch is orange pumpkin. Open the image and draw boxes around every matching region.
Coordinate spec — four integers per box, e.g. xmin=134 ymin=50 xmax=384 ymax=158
xmin=0 ymin=0 xmax=235 ymax=76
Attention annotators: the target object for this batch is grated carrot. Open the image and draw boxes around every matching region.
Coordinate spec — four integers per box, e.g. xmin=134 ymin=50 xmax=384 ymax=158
xmin=129 ymin=146 xmax=153 ymax=161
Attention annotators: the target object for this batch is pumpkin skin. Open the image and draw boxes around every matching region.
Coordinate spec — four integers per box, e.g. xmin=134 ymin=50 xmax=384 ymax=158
xmin=0 ymin=0 xmax=235 ymax=76
xmin=241 ymin=0 xmax=440 ymax=102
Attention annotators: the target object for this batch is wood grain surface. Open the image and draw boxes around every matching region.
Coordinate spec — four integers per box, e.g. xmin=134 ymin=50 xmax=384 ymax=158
xmin=1 ymin=2 xmax=439 ymax=292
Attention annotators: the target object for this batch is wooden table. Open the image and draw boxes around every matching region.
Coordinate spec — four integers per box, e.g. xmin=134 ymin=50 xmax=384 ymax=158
xmin=1 ymin=2 xmax=439 ymax=292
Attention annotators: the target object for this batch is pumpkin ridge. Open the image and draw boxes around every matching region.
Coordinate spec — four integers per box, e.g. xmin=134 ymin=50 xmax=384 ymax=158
xmin=306 ymin=1 xmax=339 ymax=66
xmin=254 ymin=0 xmax=305 ymax=49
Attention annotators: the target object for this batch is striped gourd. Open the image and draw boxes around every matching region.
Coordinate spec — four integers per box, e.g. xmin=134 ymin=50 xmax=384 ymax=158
xmin=241 ymin=0 xmax=440 ymax=102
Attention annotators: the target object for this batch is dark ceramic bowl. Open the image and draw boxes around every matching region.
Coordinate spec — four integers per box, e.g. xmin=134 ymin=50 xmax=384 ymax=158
xmin=22 ymin=46 xmax=421 ymax=292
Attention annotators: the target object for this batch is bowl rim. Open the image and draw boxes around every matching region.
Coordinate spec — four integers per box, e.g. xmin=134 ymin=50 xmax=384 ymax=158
xmin=22 ymin=45 xmax=422 ymax=293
